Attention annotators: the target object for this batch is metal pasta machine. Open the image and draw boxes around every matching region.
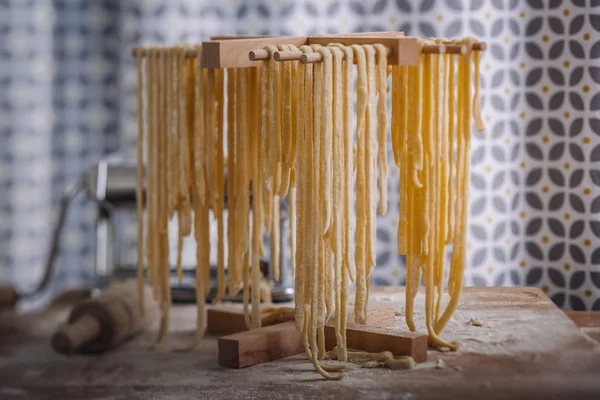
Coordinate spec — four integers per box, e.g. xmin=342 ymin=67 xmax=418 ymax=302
xmin=24 ymin=153 xmax=294 ymax=304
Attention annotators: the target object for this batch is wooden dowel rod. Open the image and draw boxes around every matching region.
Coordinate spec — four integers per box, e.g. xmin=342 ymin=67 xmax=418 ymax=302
xmin=444 ymin=44 xmax=467 ymax=55
xmin=248 ymin=49 xmax=270 ymax=61
xmin=273 ymin=50 xmax=303 ymax=62
xmin=421 ymin=44 xmax=446 ymax=54
xmin=300 ymin=52 xmax=324 ymax=64
xmin=472 ymin=42 xmax=487 ymax=51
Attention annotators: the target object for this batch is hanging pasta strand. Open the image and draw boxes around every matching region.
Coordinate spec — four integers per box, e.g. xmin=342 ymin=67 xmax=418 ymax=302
xmin=434 ymin=37 xmax=477 ymax=338
xmin=396 ymin=65 xmax=409 ymax=255
xmin=404 ymin=48 xmax=424 ymax=332
xmin=374 ymin=44 xmax=388 ymax=216
xmin=446 ymin=54 xmax=456 ymax=245
xmin=227 ymin=68 xmax=238 ymax=295
xmin=136 ymin=48 xmax=145 ymax=314
xmin=237 ymin=68 xmax=250 ymax=294
xmin=187 ymin=45 xmax=209 ymax=348
xmin=175 ymin=48 xmax=185 ymax=285
xmin=364 ymin=45 xmax=377 ymax=275
xmin=330 ymin=46 xmax=346 ymax=361
xmin=472 ymin=47 xmax=485 ymax=132
xmin=335 ymin=43 xmax=354 ymax=362
xmin=213 ymin=68 xmax=226 ymax=303
xmin=279 ymin=44 xmax=292 ymax=197
xmin=329 ymin=43 xmax=356 ymax=285
xmin=251 ymin=67 xmax=264 ymax=328
xmin=435 ymin=52 xmax=450 ymax=321
xmin=265 ymin=45 xmax=281 ymax=185
xmin=146 ymin=48 xmax=156 ymax=298
xmin=317 ymin=46 xmax=333 ymax=237
xmin=351 ymin=44 xmax=368 ymax=326
xmin=294 ymin=45 xmax=312 ymax=330
xmin=157 ymin=48 xmax=172 ymax=344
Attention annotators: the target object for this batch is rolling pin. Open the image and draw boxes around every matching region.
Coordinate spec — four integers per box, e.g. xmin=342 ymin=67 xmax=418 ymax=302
xmin=52 ymin=282 xmax=156 ymax=354
xmin=0 ymin=285 xmax=18 ymax=310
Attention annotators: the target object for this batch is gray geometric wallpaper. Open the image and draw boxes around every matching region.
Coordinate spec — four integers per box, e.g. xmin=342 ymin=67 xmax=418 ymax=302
xmin=1 ymin=0 xmax=599 ymax=310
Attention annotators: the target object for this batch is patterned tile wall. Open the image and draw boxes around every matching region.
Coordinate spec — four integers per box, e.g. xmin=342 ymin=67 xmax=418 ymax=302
xmin=1 ymin=0 xmax=599 ymax=309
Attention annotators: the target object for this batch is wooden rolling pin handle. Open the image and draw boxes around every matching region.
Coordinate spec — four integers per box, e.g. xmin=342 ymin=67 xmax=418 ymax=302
xmin=0 ymin=285 xmax=18 ymax=309
xmin=52 ymin=315 xmax=101 ymax=354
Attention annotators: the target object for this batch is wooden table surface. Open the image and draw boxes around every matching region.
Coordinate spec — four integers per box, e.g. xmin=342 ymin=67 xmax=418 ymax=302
xmin=1 ymin=287 xmax=599 ymax=400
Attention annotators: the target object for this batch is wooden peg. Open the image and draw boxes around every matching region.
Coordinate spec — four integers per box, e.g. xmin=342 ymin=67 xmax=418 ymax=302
xmin=273 ymin=50 xmax=303 ymax=62
xmin=422 ymin=44 xmax=446 ymax=54
xmin=473 ymin=41 xmax=487 ymax=51
xmin=248 ymin=49 xmax=270 ymax=61
xmin=444 ymin=44 xmax=467 ymax=54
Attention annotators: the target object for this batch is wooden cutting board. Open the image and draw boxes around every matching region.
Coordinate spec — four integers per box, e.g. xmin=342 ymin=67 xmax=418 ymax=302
xmin=0 ymin=287 xmax=599 ymax=400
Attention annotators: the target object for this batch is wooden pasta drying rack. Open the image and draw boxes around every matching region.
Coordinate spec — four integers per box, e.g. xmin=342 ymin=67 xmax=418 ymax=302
xmin=133 ymin=32 xmax=487 ymax=68
xmin=130 ymin=31 xmax=488 ymax=368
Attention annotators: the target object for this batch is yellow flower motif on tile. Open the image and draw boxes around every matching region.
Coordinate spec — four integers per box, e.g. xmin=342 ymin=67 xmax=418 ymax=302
xmin=542 ymin=35 xmax=549 ymax=43
xmin=542 ymin=186 xmax=549 ymax=193
xmin=541 ymin=236 xmax=549 ymax=244
xmin=584 ymin=33 xmax=590 ymax=40
xmin=563 ymin=9 xmax=569 ymax=16
xmin=520 ymin=62 xmax=526 ymax=69
xmin=564 ymin=162 xmax=570 ymax=169
xmin=564 ymin=111 xmax=570 ymax=119
xmin=520 ymin=161 xmax=526 ymax=168
xmin=542 ymin=136 xmax=549 ymax=143
xmin=520 ymin=261 xmax=526 ymax=268
xmin=520 ymin=11 xmax=526 ymax=18
xmin=564 ymin=213 xmax=570 ymax=220
xmin=564 ymin=60 xmax=570 ymax=68
xmin=520 ymin=211 xmax=526 ymax=219
xmin=583 ymin=137 xmax=590 ymax=144
xmin=487 ymin=266 xmax=494 ymax=274
xmin=487 ymin=217 xmax=493 ymax=223
xmin=542 ymin=85 xmax=549 ymax=93
xmin=542 ymin=285 xmax=549 ymax=293
xmin=436 ymin=15 xmax=444 ymax=21
xmin=583 ymin=85 xmax=590 ymax=93
xmin=584 ymin=188 xmax=591 ymax=195
xmin=584 ymin=239 xmax=591 ymax=247
xmin=520 ymin=112 xmax=526 ymax=119
xmin=585 ymin=290 xmax=592 ymax=298
xmin=564 ymin=263 xmax=570 ymax=271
